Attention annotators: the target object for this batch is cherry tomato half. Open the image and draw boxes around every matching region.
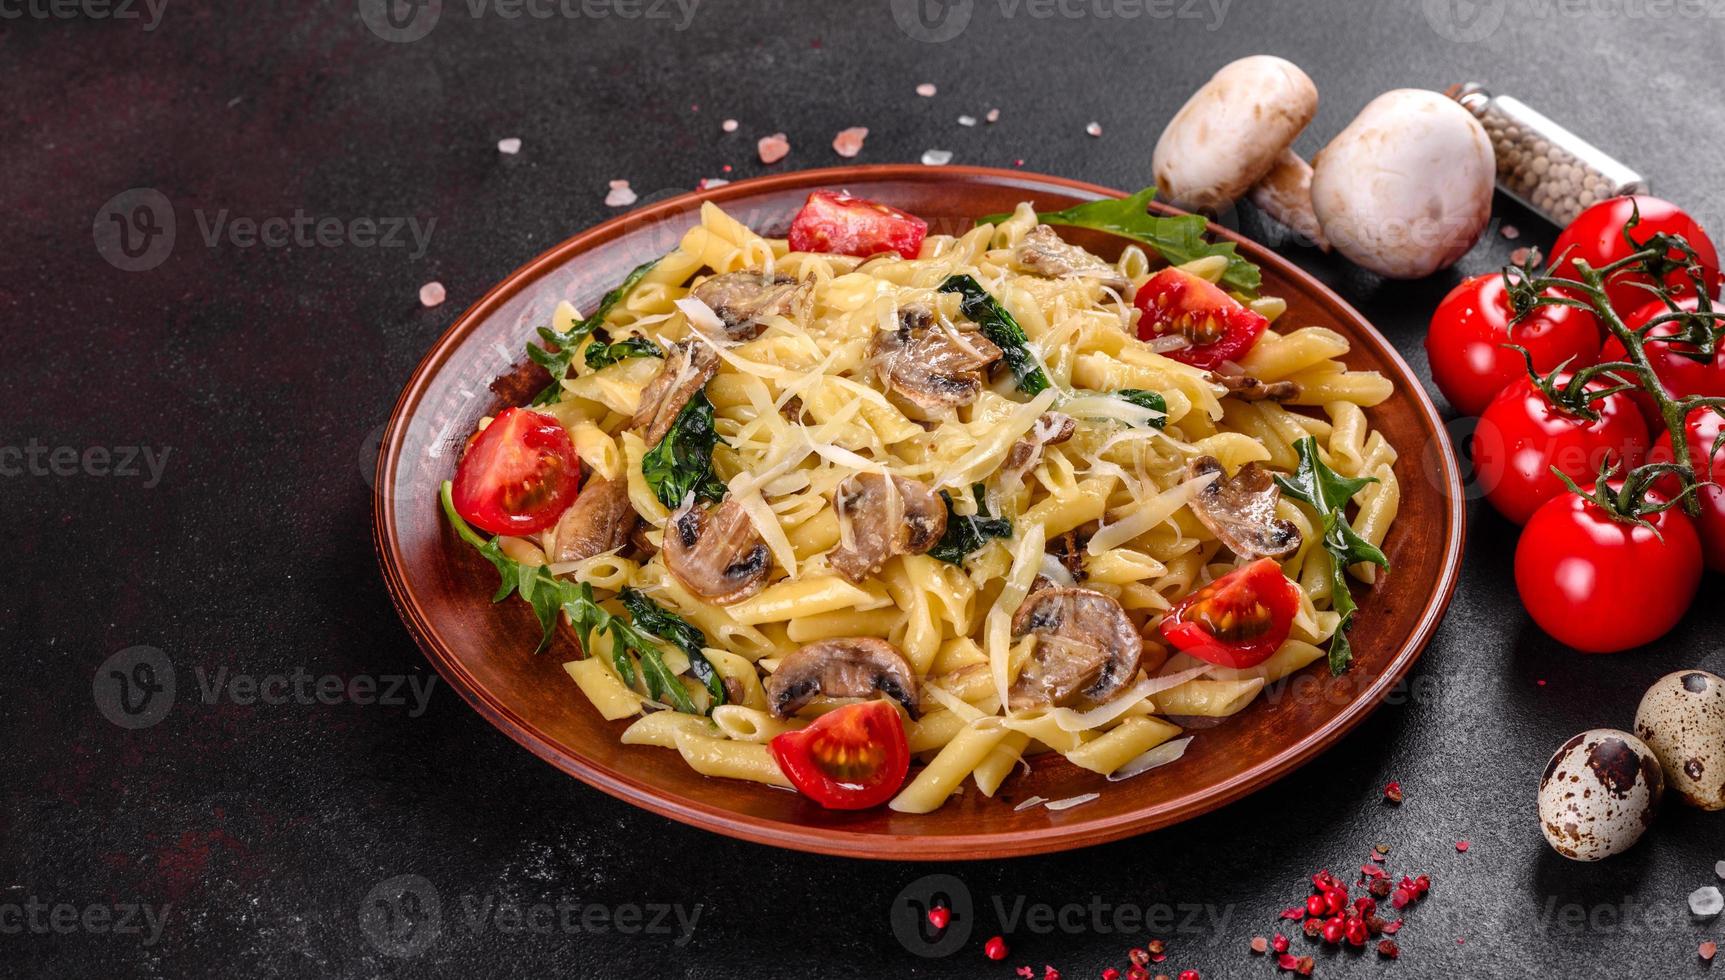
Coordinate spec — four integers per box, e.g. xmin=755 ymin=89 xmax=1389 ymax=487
xmin=1134 ymin=267 xmax=1269 ymax=370
xmin=1515 ymin=483 xmax=1700 ymax=653
xmin=1471 ymin=373 xmax=1648 ymax=525
xmin=1598 ymin=295 xmax=1725 ymax=427
xmin=1550 ymin=195 xmax=1720 ymax=320
xmin=1424 ymin=273 xmax=1600 ymax=417
xmin=787 ymin=191 xmax=928 ymax=261
xmin=768 ymin=700 xmax=910 ymax=810
xmin=451 ymin=407 xmax=582 ymax=535
xmin=1160 ymin=558 xmax=1301 ymax=669
xmin=1649 ymin=407 xmax=1725 ymax=573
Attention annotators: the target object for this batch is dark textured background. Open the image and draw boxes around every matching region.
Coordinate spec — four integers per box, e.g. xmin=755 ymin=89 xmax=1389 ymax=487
xmin=6 ymin=0 xmax=1725 ymax=976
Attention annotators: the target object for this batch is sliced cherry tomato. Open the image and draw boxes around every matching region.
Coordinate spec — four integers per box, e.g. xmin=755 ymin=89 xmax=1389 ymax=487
xmin=1159 ymin=558 xmax=1301 ymax=669
xmin=1133 ymin=267 xmax=1269 ymax=370
xmin=786 ymin=191 xmax=928 ymax=261
xmin=1424 ymin=273 xmax=1600 ymax=417
xmin=1550 ymin=195 xmax=1720 ymax=320
xmin=1471 ymin=373 xmax=1648 ymax=525
xmin=1515 ymin=482 xmax=1700 ymax=653
xmin=1598 ymin=295 xmax=1725 ymax=427
xmin=451 ymin=407 xmax=582 ymax=535
xmin=768 ymin=700 xmax=909 ymax=810
xmin=1648 ymin=407 xmax=1725 ymax=573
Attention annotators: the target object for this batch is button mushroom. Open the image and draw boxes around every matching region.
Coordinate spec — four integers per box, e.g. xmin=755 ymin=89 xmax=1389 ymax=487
xmin=1310 ymin=89 xmax=1495 ymax=279
xmin=689 ymin=270 xmax=812 ymax=341
xmin=662 ymin=498 xmax=772 ymax=605
xmin=1153 ymin=55 xmax=1328 ymax=250
xmin=630 ymin=339 xmax=719 ymax=446
xmin=828 ymin=472 xmax=948 ymax=582
xmin=1002 ymin=411 xmax=1077 ymax=475
xmin=1007 ymin=587 xmax=1143 ymax=709
xmin=868 ymin=304 xmax=1003 ymax=415
xmin=1208 ymin=371 xmax=1298 ymax=403
xmin=765 ymin=637 xmax=919 ymax=719
xmin=546 ymin=475 xmax=639 ymax=563
xmin=1010 ymin=225 xmax=1130 ymax=292
xmin=1185 ymin=456 xmax=1301 ymax=561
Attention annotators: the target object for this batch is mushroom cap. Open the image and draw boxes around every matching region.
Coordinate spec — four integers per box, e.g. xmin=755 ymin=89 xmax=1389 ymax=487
xmin=1007 ymin=587 xmax=1143 ymax=709
xmin=1185 ymin=456 xmax=1301 ymax=561
xmin=630 ymin=340 xmax=719 ymax=445
xmin=868 ymin=304 xmax=1003 ymax=415
xmin=1153 ymin=55 xmax=1319 ymax=214
xmin=765 ymin=637 xmax=919 ymax=719
xmin=1310 ymin=88 xmax=1496 ymax=279
xmin=662 ymin=498 xmax=772 ymax=606
xmin=547 ymin=475 xmax=638 ymax=563
xmin=828 ymin=473 xmax=948 ymax=582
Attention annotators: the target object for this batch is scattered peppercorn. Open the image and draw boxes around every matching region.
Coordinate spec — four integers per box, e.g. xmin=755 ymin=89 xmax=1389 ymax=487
xmin=1147 ymin=940 xmax=1166 ymax=956
xmin=927 ymin=906 xmax=950 ymax=929
xmin=1383 ymin=781 xmax=1402 ymax=804
xmin=1302 ymin=918 xmax=1322 ymax=938
xmin=1295 ymin=955 xmax=1314 ymax=976
xmin=1177 ymin=971 xmax=1198 ymax=980
xmin=1272 ymin=934 xmax=1290 ymax=954
xmin=985 ymin=936 xmax=1009 ymax=961
xmin=1129 ymin=948 xmax=1149 ymax=968
xmin=1378 ymin=939 xmax=1401 ymax=959
xmin=1369 ymin=877 xmax=1393 ymax=898
xmin=1126 ymin=966 xmax=1148 ymax=980
xmin=1102 ymin=970 xmax=1120 ymax=980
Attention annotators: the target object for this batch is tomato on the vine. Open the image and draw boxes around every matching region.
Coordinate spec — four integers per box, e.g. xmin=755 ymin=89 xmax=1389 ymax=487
xmin=1159 ymin=558 xmax=1301 ymax=669
xmin=1649 ymin=407 xmax=1725 ymax=573
xmin=1471 ymin=373 xmax=1649 ymax=525
xmin=768 ymin=700 xmax=910 ymax=810
xmin=451 ymin=407 xmax=582 ymax=535
xmin=1598 ymin=295 xmax=1725 ymax=426
xmin=1550 ymin=195 xmax=1721 ymax=319
xmin=1515 ymin=483 xmax=1700 ymax=652
xmin=1133 ymin=267 xmax=1269 ymax=370
xmin=1425 ymin=273 xmax=1601 ymax=417
xmin=787 ymin=191 xmax=928 ymax=261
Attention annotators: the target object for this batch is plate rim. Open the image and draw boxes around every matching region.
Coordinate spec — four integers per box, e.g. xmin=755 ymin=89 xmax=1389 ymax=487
xmin=373 ymin=164 xmax=1467 ymax=860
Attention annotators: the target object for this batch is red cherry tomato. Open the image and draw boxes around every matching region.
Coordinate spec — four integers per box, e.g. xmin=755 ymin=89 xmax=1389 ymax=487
xmin=787 ymin=191 xmax=928 ymax=261
xmin=451 ymin=407 xmax=582 ymax=535
xmin=1424 ymin=273 xmax=1600 ymax=417
xmin=1550 ymin=195 xmax=1720 ymax=320
xmin=768 ymin=700 xmax=910 ymax=810
xmin=1471 ymin=373 xmax=1649 ymax=525
xmin=1515 ymin=483 xmax=1700 ymax=652
xmin=1598 ymin=295 xmax=1725 ymax=426
xmin=1133 ymin=267 xmax=1269 ymax=370
xmin=1160 ymin=558 xmax=1301 ymax=669
xmin=1649 ymin=407 xmax=1725 ymax=573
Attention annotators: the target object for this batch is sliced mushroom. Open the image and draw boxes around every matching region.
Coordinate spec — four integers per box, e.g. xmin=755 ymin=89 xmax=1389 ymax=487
xmin=689 ymin=271 xmax=812 ymax=341
xmin=828 ymin=473 xmax=948 ymax=582
xmin=630 ymin=339 xmax=719 ymax=446
xmin=662 ymin=498 xmax=772 ymax=605
xmin=868 ymin=304 xmax=1003 ymax=415
xmin=1008 ymin=587 xmax=1143 ymax=709
xmin=1050 ymin=526 xmax=1089 ymax=582
xmin=1186 ymin=456 xmax=1301 ymax=560
xmin=1010 ymin=225 xmax=1130 ymax=292
xmin=1209 ymin=371 xmax=1299 ymax=402
xmin=546 ymin=476 xmax=639 ymax=563
xmin=765 ymin=637 xmax=919 ymax=719
xmin=1003 ymin=411 xmax=1077 ymax=473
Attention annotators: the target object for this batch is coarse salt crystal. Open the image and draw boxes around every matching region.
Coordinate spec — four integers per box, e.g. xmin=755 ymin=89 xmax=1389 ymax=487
xmin=496 ymin=137 xmax=521 ymax=155
xmin=1085 ymin=121 xmax=1102 ymax=137
xmin=831 ymin=126 xmax=868 ymax=158
xmin=957 ymin=115 xmax=976 ymax=127
xmin=1501 ymin=223 xmax=1520 ymax=240
xmin=1715 ymin=860 xmax=1724 ymax=879
xmin=921 ymin=149 xmax=953 ymax=166
xmin=986 ymin=108 xmax=1000 ymax=123
xmin=604 ymin=180 xmax=637 ymax=207
xmin=757 ymin=132 xmax=790 ymax=164
xmin=418 ymin=281 xmax=446 ymax=308
xmin=1702 ymin=941 xmax=1719 ymax=961
xmin=1689 ymin=885 xmax=1723 ymax=916
xmin=721 ymin=118 xmax=739 ymax=133
xmin=916 ymin=82 xmax=937 ymax=97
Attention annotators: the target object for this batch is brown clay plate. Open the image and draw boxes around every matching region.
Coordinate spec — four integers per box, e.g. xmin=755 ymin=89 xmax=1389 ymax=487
xmin=373 ymin=165 xmax=1465 ymax=860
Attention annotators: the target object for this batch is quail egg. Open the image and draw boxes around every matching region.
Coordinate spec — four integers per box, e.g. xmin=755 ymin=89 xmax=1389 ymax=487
xmin=1537 ymin=728 xmax=1664 ymax=861
xmin=1634 ymin=669 xmax=1725 ymax=811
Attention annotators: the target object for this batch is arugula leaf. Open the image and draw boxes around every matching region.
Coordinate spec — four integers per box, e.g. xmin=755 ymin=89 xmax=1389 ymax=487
xmin=640 ymin=390 xmax=729 ymax=510
xmin=620 ymin=587 xmax=726 ymax=709
xmin=439 ymin=482 xmax=701 ymax=713
xmin=1115 ymin=389 xmax=1167 ymax=429
xmin=929 ymin=484 xmax=1014 ymax=565
xmin=583 ymin=330 xmax=663 ymax=371
xmin=978 ymin=187 xmax=1260 ymax=296
xmin=937 ymin=274 xmax=1051 ymax=395
xmin=1273 ymin=436 xmax=1390 ymax=675
xmin=528 ymin=257 xmax=660 ymax=405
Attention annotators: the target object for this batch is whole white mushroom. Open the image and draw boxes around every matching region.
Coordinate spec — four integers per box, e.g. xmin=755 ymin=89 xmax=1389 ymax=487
xmin=1310 ymin=89 xmax=1496 ymax=278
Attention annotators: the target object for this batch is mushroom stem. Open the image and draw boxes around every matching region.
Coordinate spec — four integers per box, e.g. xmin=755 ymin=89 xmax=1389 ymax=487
xmin=1247 ymin=148 xmax=1330 ymax=252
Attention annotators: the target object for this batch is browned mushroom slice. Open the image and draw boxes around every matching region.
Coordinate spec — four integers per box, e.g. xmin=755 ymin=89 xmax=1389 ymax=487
xmin=1003 ymin=411 xmax=1077 ymax=473
xmin=868 ymin=304 xmax=1003 ymax=414
xmin=547 ymin=476 xmax=639 ymax=563
xmin=765 ymin=637 xmax=919 ymax=719
xmin=630 ymin=340 xmax=719 ymax=446
xmin=662 ymin=498 xmax=772 ymax=605
xmin=1007 ymin=587 xmax=1143 ymax=710
xmin=1186 ymin=456 xmax=1301 ymax=560
xmin=1010 ymin=225 xmax=1130 ymax=292
xmin=1209 ymin=371 xmax=1299 ymax=403
xmin=827 ymin=473 xmax=948 ymax=582
xmin=689 ymin=271 xmax=812 ymax=341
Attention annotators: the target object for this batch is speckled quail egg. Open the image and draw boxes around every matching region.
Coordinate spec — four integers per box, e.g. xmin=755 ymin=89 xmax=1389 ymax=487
xmin=1537 ymin=728 xmax=1664 ymax=861
xmin=1634 ymin=669 xmax=1725 ymax=811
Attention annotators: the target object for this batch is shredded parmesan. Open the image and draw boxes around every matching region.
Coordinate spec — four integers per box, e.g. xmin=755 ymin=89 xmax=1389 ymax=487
xmin=1086 ymin=468 xmax=1220 ymax=555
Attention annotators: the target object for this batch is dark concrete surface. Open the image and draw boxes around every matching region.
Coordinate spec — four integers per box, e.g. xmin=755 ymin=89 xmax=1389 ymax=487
xmin=5 ymin=0 xmax=1725 ymax=976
